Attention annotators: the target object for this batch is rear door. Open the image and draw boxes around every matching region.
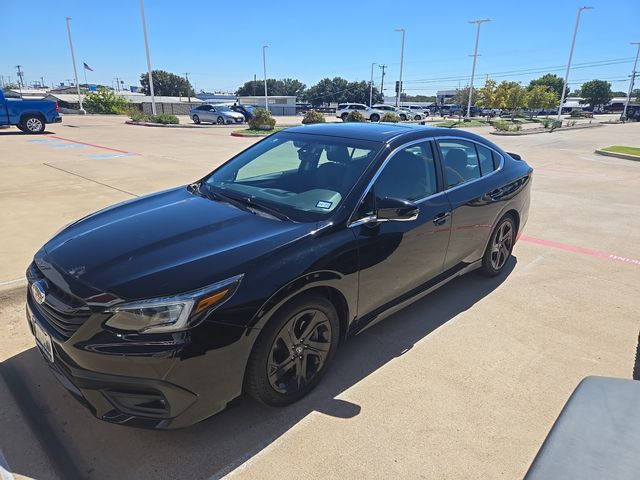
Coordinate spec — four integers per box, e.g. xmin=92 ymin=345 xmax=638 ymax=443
xmin=354 ymin=139 xmax=452 ymax=318
xmin=436 ymin=137 xmax=504 ymax=269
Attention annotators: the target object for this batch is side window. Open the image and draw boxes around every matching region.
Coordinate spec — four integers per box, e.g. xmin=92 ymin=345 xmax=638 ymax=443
xmin=438 ymin=139 xmax=481 ymax=188
xmin=475 ymin=144 xmax=495 ymax=176
xmin=374 ymin=142 xmax=437 ymax=202
xmin=356 ymin=105 xmax=366 ymax=110
xmin=492 ymin=151 xmax=502 ymax=170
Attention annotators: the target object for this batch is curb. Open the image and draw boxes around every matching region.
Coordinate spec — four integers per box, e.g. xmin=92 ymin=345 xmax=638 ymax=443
xmin=595 ymin=149 xmax=640 ymax=161
xmin=125 ymin=120 xmax=237 ymax=129
xmin=491 ymin=123 xmax=603 ymax=136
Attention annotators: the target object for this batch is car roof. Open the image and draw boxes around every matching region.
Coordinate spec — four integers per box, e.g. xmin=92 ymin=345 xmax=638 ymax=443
xmin=285 ymin=122 xmax=489 ymax=143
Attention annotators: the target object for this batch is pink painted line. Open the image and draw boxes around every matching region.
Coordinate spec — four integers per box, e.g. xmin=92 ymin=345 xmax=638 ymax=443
xmin=519 ymin=234 xmax=640 ymax=267
xmin=47 ymin=135 xmax=137 ymax=155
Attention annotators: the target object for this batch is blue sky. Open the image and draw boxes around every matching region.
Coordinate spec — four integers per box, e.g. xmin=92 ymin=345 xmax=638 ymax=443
xmin=1 ymin=0 xmax=638 ymax=96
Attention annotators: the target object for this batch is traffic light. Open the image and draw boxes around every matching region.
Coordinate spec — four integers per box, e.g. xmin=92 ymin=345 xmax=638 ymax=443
xmin=395 ymin=81 xmax=403 ymax=93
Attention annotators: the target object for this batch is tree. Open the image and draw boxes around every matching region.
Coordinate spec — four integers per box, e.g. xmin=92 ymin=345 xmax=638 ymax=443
xmin=453 ymin=87 xmax=478 ymax=108
xmin=280 ymin=78 xmax=306 ymax=97
xmin=529 ymin=73 xmax=568 ymax=98
xmin=494 ymin=81 xmax=527 ymax=118
xmin=526 ymin=85 xmax=559 ymax=115
xmin=139 ymin=70 xmax=194 ymax=97
xmin=477 ymin=79 xmax=498 ymax=109
xmin=84 ymin=87 xmax=129 ymax=114
xmin=2 ymin=82 xmax=19 ymax=92
xmin=579 ymin=79 xmax=613 ymax=108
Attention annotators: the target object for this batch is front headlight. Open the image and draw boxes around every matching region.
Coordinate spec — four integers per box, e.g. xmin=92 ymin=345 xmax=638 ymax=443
xmin=105 ymin=274 xmax=243 ymax=333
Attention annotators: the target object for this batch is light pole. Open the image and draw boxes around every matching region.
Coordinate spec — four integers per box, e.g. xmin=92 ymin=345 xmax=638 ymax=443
xmin=557 ymin=6 xmax=593 ymax=123
xmin=65 ymin=18 xmax=85 ymax=114
xmin=622 ymin=42 xmax=640 ymax=121
xmin=262 ymin=45 xmax=269 ymax=112
xmin=466 ymin=19 xmax=490 ymax=119
xmin=140 ymin=0 xmax=157 ymax=115
xmin=394 ymin=29 xmax=405 ymax=107
xmin=369 ymin=62 xmax=376 ymax=107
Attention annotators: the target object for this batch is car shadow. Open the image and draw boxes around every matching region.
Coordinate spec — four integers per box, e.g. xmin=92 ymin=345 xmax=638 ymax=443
xmin=0 ymin=258 xmax=516 ymax=480
xmin=0 ymin=130 xmax=56 ymax=136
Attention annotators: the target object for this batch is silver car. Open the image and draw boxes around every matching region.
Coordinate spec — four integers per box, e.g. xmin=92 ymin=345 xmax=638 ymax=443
xmin=191 ymin=104 xmax=245 ymax=125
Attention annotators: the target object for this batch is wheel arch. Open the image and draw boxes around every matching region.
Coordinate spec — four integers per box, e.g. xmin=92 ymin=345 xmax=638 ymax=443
xmin=19 ymin=111 xmax=46 ymax=124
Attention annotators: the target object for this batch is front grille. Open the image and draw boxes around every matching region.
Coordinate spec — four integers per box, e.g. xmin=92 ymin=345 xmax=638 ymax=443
xmin=27 ymin=263 xmax=91 ymax=340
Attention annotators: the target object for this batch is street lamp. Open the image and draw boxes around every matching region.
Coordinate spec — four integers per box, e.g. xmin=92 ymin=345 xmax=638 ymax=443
xmin=262 ymin=45 xmax=269 ymax=112
xmin=557 ymin=6 xmax=593 ymax=123
xmin=369 ymin=62 xmax=376 ymax=107
xmin=394 ymin=28 xmax=405 ymax=107
xmin=622 ymin=42 xmax=640 ymax=121
xmin=466 ymin=18 xmax=490 ymax=119
xmin=140 ymin=0 xmax=157 ymax=115
xmin=65 ymin=17 xmax=85 ymax=114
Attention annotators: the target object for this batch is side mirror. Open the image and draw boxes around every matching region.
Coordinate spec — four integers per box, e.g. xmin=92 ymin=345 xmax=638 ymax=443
xmin=376 ymin=197 xmax=419 ymax=222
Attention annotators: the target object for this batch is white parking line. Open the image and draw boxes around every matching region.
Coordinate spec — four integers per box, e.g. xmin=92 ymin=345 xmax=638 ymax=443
xmin=0 ymin=278 xmax=25 ymax=287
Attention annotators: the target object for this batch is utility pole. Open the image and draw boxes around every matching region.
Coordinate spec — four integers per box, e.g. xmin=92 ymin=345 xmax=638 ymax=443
xmin=466 ymin=19 xmax=491 ymax=119
xmin=394 ymin=28 xmax=405 ymax=107
xmin=253 ymin=74 xmax=257 ymax=96
xmin=114 ymin=77 xmax=121 ymax=91
xmin=622 ymin=42 xmax=640 ymax=121
xmin=557 ymin=6 xmax=593 ymax=123
xmin=184 ymin=72 xmax=191 ymax=102
xmin=379 ymin=64 xmax=387 ymax=98
xmin=369 ymin=62 xmax=376 ymax=107
xmin=262 ymin=45 xmax=269 ymax=112
xmin=66 ymin=17 xmax=85 ymax=113
xmin=15 ymin=65 xmax=24 ymax=96
xmin=140 ymin=0 xmax=157 ymax=115
xmin=41 ymin=76 xmax=45 ymax=89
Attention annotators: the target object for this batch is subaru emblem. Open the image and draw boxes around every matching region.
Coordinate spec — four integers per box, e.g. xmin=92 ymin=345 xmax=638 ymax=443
xmin=31 ymin=280 xmax=47 ymax=305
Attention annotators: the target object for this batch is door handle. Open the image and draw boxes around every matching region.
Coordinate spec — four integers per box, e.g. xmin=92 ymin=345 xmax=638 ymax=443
xmin=489 ymin=188 xmax=503 ymax=200
xmin=432 ymin=211 xmax=451 ymax=226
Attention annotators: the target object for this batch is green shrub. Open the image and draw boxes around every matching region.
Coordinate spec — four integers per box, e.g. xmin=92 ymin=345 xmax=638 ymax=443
xmin=380 ymin=112 xmax=400 ymax=123
xmin=248 ymin=108 xmax=276 ymax=130
xmin=346 ymin=110 xmax=365 ymax=122
xmin=128 ymin=107 xmax=151 ymax=122
xmin=84 ymin=87 xmax=129 ymax=114
xmin=540 ymin=117 xmax=554 ymax=129
xmin=150 ymin=113 xmax=179 ymax=124
xmin=301 ymin=110 xmax=326 ymax=124
xmin=492 ymin=119 xmax=521 ymax=132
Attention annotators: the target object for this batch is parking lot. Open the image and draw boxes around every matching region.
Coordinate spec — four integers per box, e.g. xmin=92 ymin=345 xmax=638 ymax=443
xmin=1 ymin=116 xmax=639 ymax=479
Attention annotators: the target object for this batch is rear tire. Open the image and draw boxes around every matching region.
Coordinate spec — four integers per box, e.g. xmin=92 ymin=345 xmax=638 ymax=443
xmin=245 ymin=294 xmax=339 ymax=407
xmin=22 ymin=115 xmax=45 ymax=134
xmin=370 ymin=113 xmax=380 ymax=122
xmin=479 ymin=215 xmax=516 ymax=276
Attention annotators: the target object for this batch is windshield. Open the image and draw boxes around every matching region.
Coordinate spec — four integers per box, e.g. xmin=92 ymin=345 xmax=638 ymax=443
xmin=216 ymin=105 xmax=232 ymax=112
xmin=204 ymin=132 xmax=382 ymax=222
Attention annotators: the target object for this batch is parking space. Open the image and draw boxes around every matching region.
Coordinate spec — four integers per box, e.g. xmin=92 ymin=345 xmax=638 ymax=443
xmin=1 ymin=117 xmax=639 ymax=479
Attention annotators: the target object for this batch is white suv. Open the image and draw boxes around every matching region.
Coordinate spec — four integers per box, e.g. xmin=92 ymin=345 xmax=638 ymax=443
xmin=335 ymin=103 xmax=385 ymax=122
xmin=372 ymin=104 xmax=422 ymax=121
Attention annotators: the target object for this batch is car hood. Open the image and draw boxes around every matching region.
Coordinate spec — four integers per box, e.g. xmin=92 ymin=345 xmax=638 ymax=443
xmin=42 ymin=187 xmax=314 ymax=300
xmin=224 ymin=111 xmax=244 ymax=118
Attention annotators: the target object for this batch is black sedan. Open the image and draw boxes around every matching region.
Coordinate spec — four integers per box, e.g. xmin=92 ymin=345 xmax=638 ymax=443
xmin=26 ymin=123 xmax=532 ymax=429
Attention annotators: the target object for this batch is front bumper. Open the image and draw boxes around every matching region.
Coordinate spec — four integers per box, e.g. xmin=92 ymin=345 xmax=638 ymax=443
xmin=26 ymin=288 xmax=258 ymax=429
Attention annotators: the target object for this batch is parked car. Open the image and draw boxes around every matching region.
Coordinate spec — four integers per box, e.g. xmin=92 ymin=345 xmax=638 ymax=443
xmin=335 ymin=103 xmax=385 ymax=122
xmin=26 ymin=123 xmax=532 ymax=429
xmin=190 ymin=104 xmax=245 ymax=125
xmin=0 ymin=90 xmax=62 ymax=133
xmin=230 ymin=104 xmax=255 ymax=121
xmin=406 ymin=105 xmax=431 ymax=116
xmin=372 ymin=104 xmax=422 ymax=121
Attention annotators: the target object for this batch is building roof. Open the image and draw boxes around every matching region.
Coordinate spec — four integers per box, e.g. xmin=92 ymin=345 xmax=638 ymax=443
xmin=45 ymin=93 xmax=86 ymax=103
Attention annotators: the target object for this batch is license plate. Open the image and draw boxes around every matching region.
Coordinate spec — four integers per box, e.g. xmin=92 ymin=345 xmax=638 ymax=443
xmin=28 ymin=309 xmax=54 ymax=363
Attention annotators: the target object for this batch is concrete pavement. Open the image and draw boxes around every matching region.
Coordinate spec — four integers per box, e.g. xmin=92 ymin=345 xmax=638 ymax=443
xmin=0 ymin=116 xmax=638 ymax=479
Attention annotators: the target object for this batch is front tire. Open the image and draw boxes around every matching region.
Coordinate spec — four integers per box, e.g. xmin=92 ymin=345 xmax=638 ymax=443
xmin=479 ymin=215 xmax=516 ymax=276
xmin=216 ymin=116 xmax=225 ymax=125
xmin=192 ymin=115 xmax=200 ymax=124
xmin=341 ymin=113 xmax=349 ymax=121
xmin=370 ymin=113 xmax=380 ymax=122
xmin=22 ymin=115 xmax=45 ymax=134
xmin=245 ymin=294 xmax=339 ymax=407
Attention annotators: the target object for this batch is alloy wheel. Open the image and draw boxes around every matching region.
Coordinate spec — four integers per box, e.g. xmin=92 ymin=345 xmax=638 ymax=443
xmin=490 ymin=220 xmax=513 ymax=270
xmin=26 ymin=118 xmax=43 ymax=132
xmin=267 ymin=309 xmax=332 ymax=395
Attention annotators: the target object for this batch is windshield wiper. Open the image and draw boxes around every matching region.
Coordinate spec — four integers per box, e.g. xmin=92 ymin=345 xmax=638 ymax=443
xmin=201 ymin=184 xmax=291 ymax=221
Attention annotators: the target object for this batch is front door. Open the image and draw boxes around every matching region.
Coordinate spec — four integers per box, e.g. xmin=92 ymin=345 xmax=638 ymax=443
xmin=353 ymin=140 xmax=452 ymax=319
